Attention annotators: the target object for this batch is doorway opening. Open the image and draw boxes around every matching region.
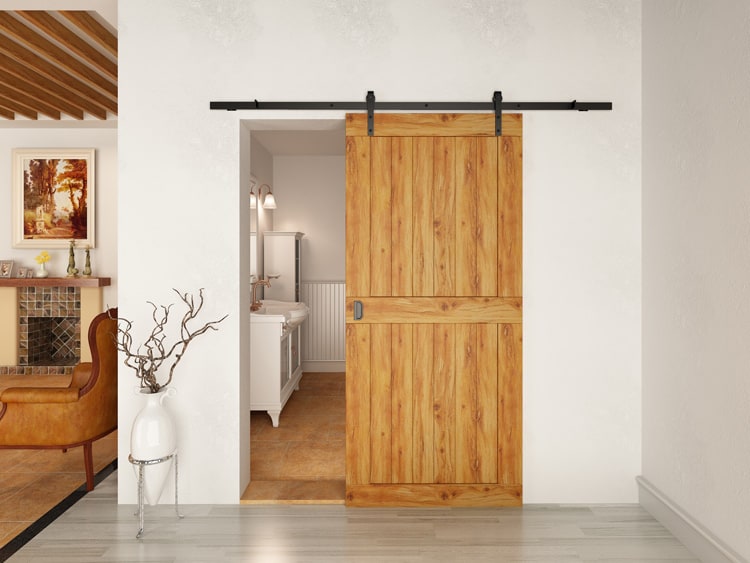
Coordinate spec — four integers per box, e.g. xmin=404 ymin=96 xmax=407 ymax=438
xmin=242 ymin=118 xmax=347 ymax=503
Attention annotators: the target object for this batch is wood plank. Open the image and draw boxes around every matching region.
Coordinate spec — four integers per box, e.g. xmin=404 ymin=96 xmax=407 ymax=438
xmin=346 ymin=113 xmax=523 ymax=137
xmin=0 ymin=36 xmax=116 ymax=113
xmin=0 ymin=67 xmax=82 ymax=119
xmin=477 ymin=137 xmax=498 ymax=296
xmin=456 ymin=137 xmax=478 ymax=296
xmin=346 ymin=484 xmax=522 ymax=507
xmin=0 ymin=12 xmax=116 ymax=97
xmin=0 ymin=104 xmax=14 ymax=120
xmin=412 ymin=138 xmax=434 ymax=296
xmin=412 ymin=324 xmax=434 ymax=483
xmin=499 ymin=135 xmax=523 ymax=297
xmin=433 ymin=137 xmax=455 ymax=296
xmin=345 ymin=297 xmax=522 ymax=324
xmin=433 ymin=324 xmax=455 ymax=483
xmin=345 ymin=135 xmax=370 ymax=297
xmin=17 ymin=11 xmax=117 ymax=80
xmin=369 ymin=324 xmax=392 ymax=483
xmin=498 ymin=323 xmax=522 ymax=485
xmin=345 ymin=323 xmax=371 ymax=485
xmin=0 ymin=92 xmax=36 ymax=119
xmin=477 ymin=324 xmax=498 ymax=483
xmin=0 ymin=82 xmax=58 ymax=118
xmin=391 ymin=137 xmax=413 ymax=296
xmin=60 ymin=11 xmax=118 ymax=57
xmin=455 ymin=324 xmax=478 ymax=483
xmin=370 ymin=137 xmax=392 ymax=296
xmin=0 ymin=52 xmax=104 ymax=119
xmin=391 ymin=324 xmax=413 ymax=483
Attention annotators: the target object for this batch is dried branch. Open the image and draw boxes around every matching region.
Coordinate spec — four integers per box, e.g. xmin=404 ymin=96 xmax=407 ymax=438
xmin=113 ymin=288 xmax=228 ymax=393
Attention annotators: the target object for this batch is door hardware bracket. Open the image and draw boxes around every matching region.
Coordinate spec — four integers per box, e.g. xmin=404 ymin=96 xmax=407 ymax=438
xmin=366 ymin=91 xmax=375 ymax=136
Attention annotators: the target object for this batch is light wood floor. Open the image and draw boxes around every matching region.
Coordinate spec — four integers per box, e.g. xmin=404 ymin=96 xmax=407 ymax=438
xmin=8 ymin=470 xmax=699 ymax=562
xmin=243 ymin=372 xmax=346 ymax=503
xmin=0 ymin=431 xmax=117 ymax=549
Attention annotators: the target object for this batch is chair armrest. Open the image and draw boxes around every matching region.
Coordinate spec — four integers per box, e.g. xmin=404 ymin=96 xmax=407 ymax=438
xmin=0 ymin=387 xmax=80 ymax=404
xmin=71 ymin=362 xmax=93 ymax=388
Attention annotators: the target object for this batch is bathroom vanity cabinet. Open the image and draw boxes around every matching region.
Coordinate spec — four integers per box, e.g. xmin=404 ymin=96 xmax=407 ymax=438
xmin=250 ymin=314 xmax=302 ymax=427
xmin=264 ymin=232 xmax=303 ymax=302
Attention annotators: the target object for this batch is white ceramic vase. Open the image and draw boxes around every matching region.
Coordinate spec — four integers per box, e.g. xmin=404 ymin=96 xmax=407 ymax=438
xmin=130 ymin=387 xmax=177 ymax=506
xmin=35 ymin=262 xmax=48 ymax=278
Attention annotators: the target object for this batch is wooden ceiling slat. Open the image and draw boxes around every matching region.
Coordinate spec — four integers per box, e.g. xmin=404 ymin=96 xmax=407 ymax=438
xmin=0 ymin=82 xmax=60 ymax=119
xmin=60 ymin=11 xmax=116 ymax=57
xmin=0 ymin=52 xmax=105 ymax=119
xmin=0 ymin=67 xmax=84 ymax=119
xmin=0 ymin=31 xmax=116 ymax=114
xmin=17 ymin=11 xmax=117 ymax=81
xmin=0 ymin=12 xmax=116 ymax=99
xmin=0 ymin=105 xmax=15 ymax=119
xmin=0 ymin=93 xmax=38 ymax=120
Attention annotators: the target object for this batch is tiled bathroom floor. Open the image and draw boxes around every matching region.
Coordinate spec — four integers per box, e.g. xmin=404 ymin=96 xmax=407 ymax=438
xmin=242 ymin=372 xmax=346 ymax=503
xmin=0 ymin=431 xmax=117 ymax=549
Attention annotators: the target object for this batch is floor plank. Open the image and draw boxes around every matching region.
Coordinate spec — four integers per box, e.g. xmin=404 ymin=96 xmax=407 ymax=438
xmin=9 ymin=471 xmax=699 ymax=562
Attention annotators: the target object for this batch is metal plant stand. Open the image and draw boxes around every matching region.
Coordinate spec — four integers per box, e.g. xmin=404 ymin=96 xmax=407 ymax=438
xmin=128 ymin=451 xmax=184 ymax=539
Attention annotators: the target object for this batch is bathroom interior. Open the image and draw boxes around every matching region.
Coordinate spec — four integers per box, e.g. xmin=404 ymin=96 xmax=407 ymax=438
xmin=245 ymin=120 xmax=346 ymax=503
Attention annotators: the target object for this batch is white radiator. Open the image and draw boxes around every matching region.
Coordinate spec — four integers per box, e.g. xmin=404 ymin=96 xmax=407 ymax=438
xmin=300 ymin=281 xmax=345 ymax=372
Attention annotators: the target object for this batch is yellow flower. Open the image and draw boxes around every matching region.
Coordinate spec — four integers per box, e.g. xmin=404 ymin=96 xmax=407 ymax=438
xmin=35 ymin=251 xmax=50 ymax=264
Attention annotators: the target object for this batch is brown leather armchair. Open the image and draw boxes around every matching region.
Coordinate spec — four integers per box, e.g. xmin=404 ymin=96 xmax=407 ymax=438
xmin=0 ymin=308 xmax=118 ymax=491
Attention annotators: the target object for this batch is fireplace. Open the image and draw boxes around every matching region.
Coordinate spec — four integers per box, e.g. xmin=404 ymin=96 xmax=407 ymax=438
xmin=18 ymin=287 xmax=81 ymax=369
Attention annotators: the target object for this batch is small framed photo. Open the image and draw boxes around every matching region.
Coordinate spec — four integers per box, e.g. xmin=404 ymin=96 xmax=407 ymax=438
xmin=16 ymin=266 xmax=27 ymax=278
xmin=0 ymin=260 xmax=13 ymax=278
xmin=11 ymin=148 xmax=96 ymax=249
xmin=26 ymin=269 xmax=34 ymax=278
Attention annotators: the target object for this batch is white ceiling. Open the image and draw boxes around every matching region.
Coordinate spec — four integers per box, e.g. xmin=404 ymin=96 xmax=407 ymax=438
xmin=251 ymin=128 xmax=344 ymax=157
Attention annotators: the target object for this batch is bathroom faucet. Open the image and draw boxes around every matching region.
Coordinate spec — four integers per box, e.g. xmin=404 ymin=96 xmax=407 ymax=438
xmin=251 ymin=278 xmax=272 ymax=311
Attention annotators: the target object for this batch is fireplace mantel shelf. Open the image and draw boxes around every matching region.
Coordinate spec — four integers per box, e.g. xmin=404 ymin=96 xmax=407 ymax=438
xmin=0 ymin=277 xmax=111 ymax=288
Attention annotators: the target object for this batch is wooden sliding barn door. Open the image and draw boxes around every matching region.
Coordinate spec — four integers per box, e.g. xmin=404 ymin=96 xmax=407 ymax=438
xmin=345 ymin=113 xmax=522 ymax=507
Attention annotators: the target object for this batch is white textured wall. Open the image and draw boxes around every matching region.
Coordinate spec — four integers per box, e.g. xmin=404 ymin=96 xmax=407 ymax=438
xmin=0 ymin=125 xmax=118 ymax=306
xmin=272 ymin=156 xmax=346 ymax=282
xmin=120 ymin=0 xmax=641 ymax=504
xmin=643 ymin=1 xmax=750 ymax=558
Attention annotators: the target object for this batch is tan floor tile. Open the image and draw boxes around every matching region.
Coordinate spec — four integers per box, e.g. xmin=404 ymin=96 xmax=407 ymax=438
xmin=250 ymin=442 xmax=289 ymax=480
xmin=1 ymin=473 xmax=83 ymax=521
xmin=280 ymin=441 xmax=345 ymax=480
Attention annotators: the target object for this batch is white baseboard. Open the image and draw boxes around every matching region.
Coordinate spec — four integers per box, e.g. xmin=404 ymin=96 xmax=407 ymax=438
xmin=637 ymin=476 xmax=746 ymax=563
xmin=302 ymin=361 xmax=345 ymax=373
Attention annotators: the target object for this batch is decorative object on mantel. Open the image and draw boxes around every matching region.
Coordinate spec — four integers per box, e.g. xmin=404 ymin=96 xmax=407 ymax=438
xmin=34 ymin=250 xmax=50 ymax=278
xmin=66 ymin=240 xmax=78 ymax=277
xmin=0 ymin=260 xmax=13 ymax=278
xmin=115 ymin=288 xmax=227 ymax=506
xmin=82 ymin=246 xmax=92 ymax=277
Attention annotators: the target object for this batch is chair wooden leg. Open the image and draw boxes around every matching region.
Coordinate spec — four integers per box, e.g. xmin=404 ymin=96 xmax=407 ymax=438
xmin=83 ymin=442 xmax=94 ymax=491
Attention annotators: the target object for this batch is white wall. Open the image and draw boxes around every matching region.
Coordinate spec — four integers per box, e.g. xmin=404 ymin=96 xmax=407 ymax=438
xmin=643 ymin=1 xmax=750 ymax=559
xmin=272 ymin=156 xmax=345 ymax=282
xmin=0 ymin=125 xmax=118 ymax=306
xmin=120 ymin=0 xmax=641 ymax=504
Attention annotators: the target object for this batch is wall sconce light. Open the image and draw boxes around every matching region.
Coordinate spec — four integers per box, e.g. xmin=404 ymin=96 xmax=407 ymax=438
xmin=258 ymin=184 xmax=277 ymax=209
xmin=250 ymin=187 xmax=258 ymax=209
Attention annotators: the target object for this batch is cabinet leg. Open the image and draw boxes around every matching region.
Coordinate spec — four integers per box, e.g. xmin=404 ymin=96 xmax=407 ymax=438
xmin=268 ymin=410 xmax=280 ymax=427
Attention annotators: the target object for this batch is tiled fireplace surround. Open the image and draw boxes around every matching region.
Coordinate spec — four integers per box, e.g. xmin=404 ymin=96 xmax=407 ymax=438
xmin=18 ymin=287 xmax=81 ymax=373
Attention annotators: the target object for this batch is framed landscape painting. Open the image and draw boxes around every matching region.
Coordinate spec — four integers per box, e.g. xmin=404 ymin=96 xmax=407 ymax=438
xmin=12 ymin=148 xmax=95 ymax=249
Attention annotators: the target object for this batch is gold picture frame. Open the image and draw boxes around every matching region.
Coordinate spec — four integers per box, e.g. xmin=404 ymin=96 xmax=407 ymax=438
xmin=12 ymin=148 xmax=95 ymax=249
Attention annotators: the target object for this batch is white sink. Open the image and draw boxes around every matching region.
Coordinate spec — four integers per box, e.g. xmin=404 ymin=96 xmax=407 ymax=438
xmin=251 ymin=300 xmax=309 ymax=327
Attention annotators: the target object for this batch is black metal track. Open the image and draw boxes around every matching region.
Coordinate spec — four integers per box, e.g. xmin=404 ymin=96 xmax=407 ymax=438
xmin=209 ymin=100 xmax=612 ymax=112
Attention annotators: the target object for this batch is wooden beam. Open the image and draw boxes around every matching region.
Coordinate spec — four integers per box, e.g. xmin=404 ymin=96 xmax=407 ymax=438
xmin=61 ymin=11 xmax=117 ymax=57
xmin=0 ymin=31 xmax=116 ymax=114
xmin=0 ymin=52 xmax=105 ymax=119
xmin=0 ymin=104 xmax=15 ymax=119
xmin=0 ymin=12 xmax=116 ymax=98
xmin=0 ymin=82 xmax=59 ymax=119
xmin=0 ymin=67 xmax=83 ymax=119
xmin=17 ymin=11 xmax=116 ymax=80
xmin=0 ymin=93 xmax=37 ymax=119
